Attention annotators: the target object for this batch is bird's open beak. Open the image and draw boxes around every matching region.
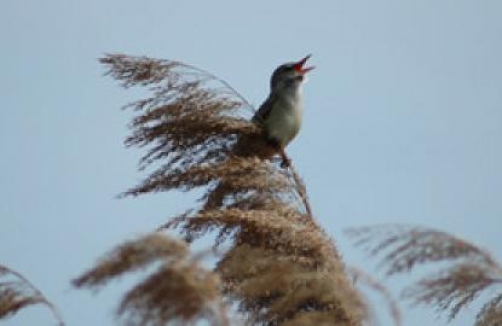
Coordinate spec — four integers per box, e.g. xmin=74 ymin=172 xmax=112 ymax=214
xmin=294 ymin=54 xmax=314 ymax=74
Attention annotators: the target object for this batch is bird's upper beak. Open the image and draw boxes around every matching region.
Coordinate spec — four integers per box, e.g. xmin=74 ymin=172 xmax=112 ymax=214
xmin=293 ymin=54 xmax=314 ymax=74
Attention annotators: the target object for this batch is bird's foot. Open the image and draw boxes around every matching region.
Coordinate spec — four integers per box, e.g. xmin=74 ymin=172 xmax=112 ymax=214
xmin=280 ymin=158 xmax=290 ymax=168
xmin=280 ymin=150 xmax=291 ymax=169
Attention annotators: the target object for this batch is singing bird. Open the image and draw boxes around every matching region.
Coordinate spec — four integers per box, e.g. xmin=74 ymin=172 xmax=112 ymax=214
xmin=247 ymin=54 xmax=314 ymax=167
xmin=206 ymin=55 xmax=313 ymax=209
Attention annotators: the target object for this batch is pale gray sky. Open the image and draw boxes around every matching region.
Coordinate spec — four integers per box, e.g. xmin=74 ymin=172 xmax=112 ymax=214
xmin=1 ymin=1 xmax=501 ymax=325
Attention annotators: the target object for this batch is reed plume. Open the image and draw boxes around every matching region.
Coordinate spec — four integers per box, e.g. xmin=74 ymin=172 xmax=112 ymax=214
xmin=0 ymin=264 xmax=64 ymax=325
xmin=73 ymin=54 xmax=365 ymax=326
xmin=73 ymin=234 xmax=227 ymax=326
xmin=347 ymin=224 xmax=502 ymax=325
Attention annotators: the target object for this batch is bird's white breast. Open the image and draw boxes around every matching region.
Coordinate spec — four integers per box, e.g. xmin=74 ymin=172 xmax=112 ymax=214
xmin=264 ymin=90 xmax=303 ymax=147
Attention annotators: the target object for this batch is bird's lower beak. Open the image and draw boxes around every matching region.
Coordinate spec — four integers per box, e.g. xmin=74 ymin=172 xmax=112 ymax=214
xmin=294 ymin=54 xmax=315 ymax=74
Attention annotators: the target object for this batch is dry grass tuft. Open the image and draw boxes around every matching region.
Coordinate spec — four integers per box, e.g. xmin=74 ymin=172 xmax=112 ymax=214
xmin=347 ymin=266 xmax=402 ymax=326
xmin=347 ymin=224 xmax=502 ymax=324
xmin=73 ymin=233 xmax=227 ymax=326
xmin=72 ymin=53 xmax=366 ymax=325
xmin=101 ymin=54 xmax=257 ymax=188
xmin=0 ymin=264 xmax=64 ymax=325
xmin=217 ymin=244 xmax=362 ymax=326
xmin=346 ymin=224 xmax=496 ymax=276
xmin=72 ymin=233 xmax=188 ymax=288
xmin=476 ymin=293 xmax=502 ymax=326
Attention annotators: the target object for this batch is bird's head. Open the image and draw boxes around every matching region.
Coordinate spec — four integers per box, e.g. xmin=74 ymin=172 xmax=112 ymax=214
xmin=270 ymin=54 xmax=314 ymax=92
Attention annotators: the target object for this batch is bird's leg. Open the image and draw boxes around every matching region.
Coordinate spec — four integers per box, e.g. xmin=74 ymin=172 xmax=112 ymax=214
xmin=280 ymin=148 xmax=291 ymax=168
xmin=266 ymin=136 xmax=291 ymax=168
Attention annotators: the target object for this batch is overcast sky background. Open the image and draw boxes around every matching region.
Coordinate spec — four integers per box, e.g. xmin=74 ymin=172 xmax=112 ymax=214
xmin=1 ymin=1 xmax=501 ymax=325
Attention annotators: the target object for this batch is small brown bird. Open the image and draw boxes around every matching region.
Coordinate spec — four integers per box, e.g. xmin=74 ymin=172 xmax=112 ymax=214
xmin=244 ymin=55 xmax=314 ymax=166
xmin=205 ymin=56 xmax=313 ymax=209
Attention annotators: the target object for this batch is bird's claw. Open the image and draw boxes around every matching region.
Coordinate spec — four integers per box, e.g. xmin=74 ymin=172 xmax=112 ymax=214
xmin=280 ymin=160 xmax=290 ymax=169
xmin=280 ymin=156 xmax=291 ymax=169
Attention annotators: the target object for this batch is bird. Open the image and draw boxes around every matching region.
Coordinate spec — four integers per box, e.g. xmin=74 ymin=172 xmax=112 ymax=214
xmin=204 ymin=56 xmax=313 ymax=210
xmin=244 ymin=54 xmax=314 ymax=167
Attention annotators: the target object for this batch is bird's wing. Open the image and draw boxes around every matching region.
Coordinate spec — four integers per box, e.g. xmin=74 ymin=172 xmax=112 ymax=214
xmin=252 ymin=93 xmax=278 ymax=125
